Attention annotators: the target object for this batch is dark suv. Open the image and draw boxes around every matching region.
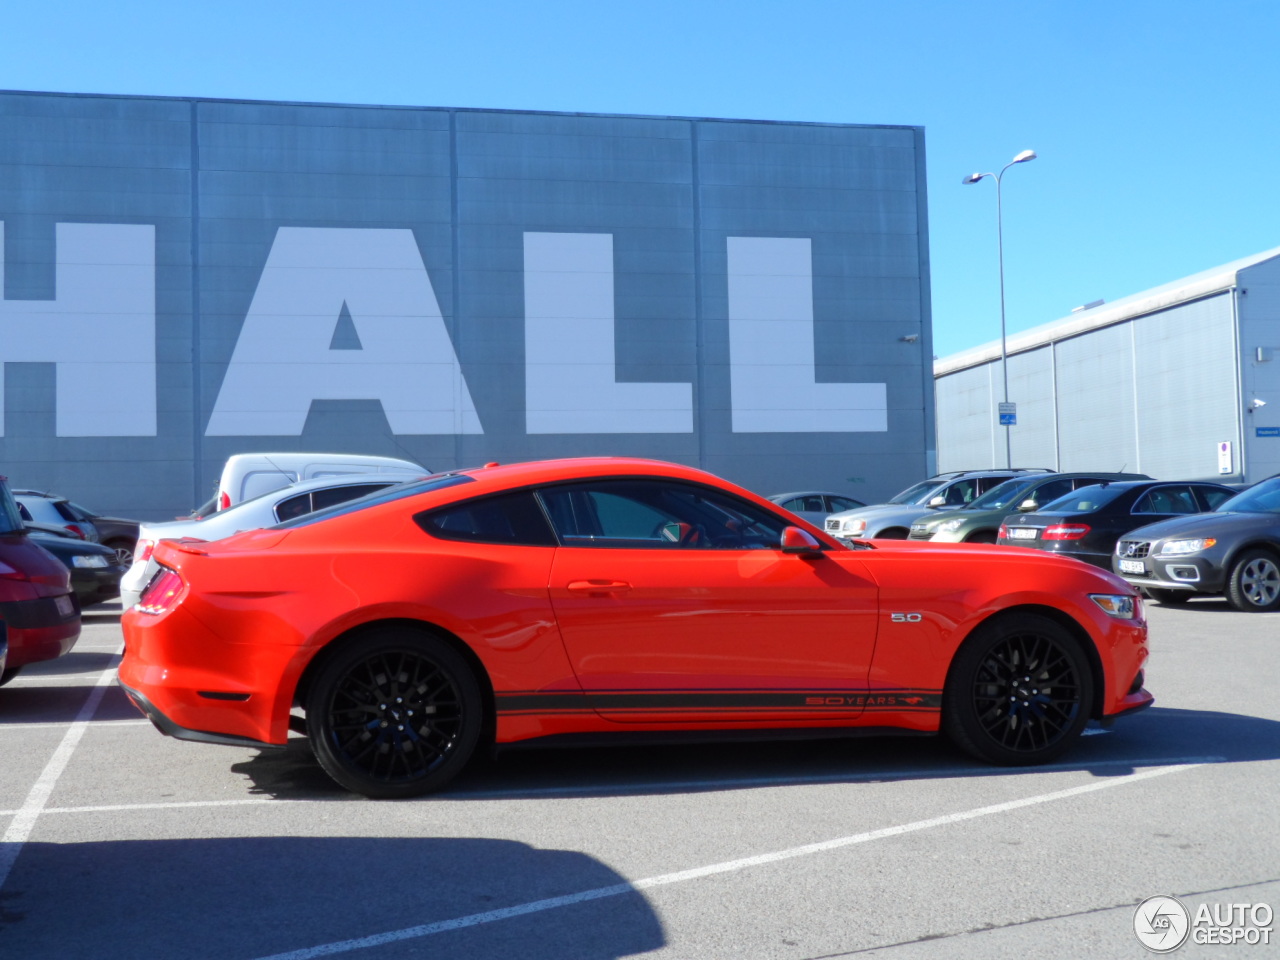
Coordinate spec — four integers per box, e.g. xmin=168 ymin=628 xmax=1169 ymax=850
xmin=909 ymin=472 xmax=1150 ymax=544
xmin=0 ymin=477 xmax=81 ymax=685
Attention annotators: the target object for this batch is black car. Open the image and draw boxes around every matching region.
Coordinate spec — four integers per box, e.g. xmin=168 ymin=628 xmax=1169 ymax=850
xmin=996 ymin=480 xmax=1237 ymax=569
xmin=1112 ymin=475 xmax=1280 ymax=611
xmin=24 ymin=522 xmax=126 ymax=607
xmin=14 ymin=490 xmax=140 ymax=566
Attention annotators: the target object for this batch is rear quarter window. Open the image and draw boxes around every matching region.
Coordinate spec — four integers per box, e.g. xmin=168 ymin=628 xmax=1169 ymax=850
xmin=416 ymin=491 xmax=556 ymax=545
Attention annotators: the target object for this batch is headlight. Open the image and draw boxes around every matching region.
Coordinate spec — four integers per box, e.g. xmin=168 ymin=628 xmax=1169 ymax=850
xmin=843 ymin=519 xmax=867 ymax=535
xmin=1159 ymin=538 xmax=1216 ymax=556
xmin=72 ymin=554 xmax=109 ymax=569
xmin=1090 ymin=594 xmax=1139 ymax=619
xmin=937 ymin=518 xmax=965 ymax=533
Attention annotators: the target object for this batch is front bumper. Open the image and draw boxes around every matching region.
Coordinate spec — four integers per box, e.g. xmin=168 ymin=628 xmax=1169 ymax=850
xmin=1113 ymin=554 xmax=1226 ymax=594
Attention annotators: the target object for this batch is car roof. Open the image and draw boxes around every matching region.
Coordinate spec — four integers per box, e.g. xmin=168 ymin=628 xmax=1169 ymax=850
xmin=768 ymin=491 xmax=859 ymax=501
xmin=258 ymin=471 xmax=427 ymax=497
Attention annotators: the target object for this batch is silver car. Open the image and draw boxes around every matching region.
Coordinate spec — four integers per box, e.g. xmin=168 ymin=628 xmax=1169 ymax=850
xmin=119 ymin=472 xmax=424 ymax=608
xmin=823 ymin=469 xmax=1049 ymax=540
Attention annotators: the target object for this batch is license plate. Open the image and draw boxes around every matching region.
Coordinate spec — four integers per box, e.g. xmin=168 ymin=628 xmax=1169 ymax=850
xmin=1118 ymin=559 xmax=1146 ymax=574
xmin=55 ymin=594 xmax=75 ymax=618
xmin=1007 ymin=527 xmax=1037 ymax=540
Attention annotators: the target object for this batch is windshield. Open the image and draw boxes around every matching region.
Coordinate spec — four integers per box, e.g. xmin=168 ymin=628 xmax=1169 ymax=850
xmin=966 ymin=477 xmax=1038 ymax=511
xmin=272 ymin=474 xmax=475 ymax=529
xmin=1215 ymin=477 xmax=1280 ymax=514
xmin=887 ymin=479 xmax=945 ymax=505
xmin=1038 ymin=483 xmax=1126 ymax=513
xmin=0 ymin=479 xmax=24 ymax=534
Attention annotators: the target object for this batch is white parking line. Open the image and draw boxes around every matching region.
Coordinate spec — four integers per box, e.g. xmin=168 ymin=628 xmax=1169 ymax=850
xmin=0 ymin=719 xmax=150 ymax=734
xmin=0 ymin=755 xmax=1227 ymax=818
xmin=0 ymin=643 xmax=123 ymax=892
xmin=249 ymin=762 xmax=1207 ymax=960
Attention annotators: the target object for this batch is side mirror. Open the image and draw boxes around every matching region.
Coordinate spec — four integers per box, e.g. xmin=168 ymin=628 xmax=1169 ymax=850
xmin=1018 ymin=499 xmax=1038 ymax=512
xmin=928 ymin=495 xmax=947 ymax=507
xmin=780 ymin=526 xmax=823 ymax=556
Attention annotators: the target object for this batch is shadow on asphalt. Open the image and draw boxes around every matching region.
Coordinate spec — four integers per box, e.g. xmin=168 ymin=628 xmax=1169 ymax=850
xmin=227 ymin=706 xmax=1280 ymax=803
xmin=0 ymin=836 xmax=664 ymax=960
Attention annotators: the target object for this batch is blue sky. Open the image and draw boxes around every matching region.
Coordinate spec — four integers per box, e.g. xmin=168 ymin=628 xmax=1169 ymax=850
xmin=4 ymin=1 xmax=1277 ymax=358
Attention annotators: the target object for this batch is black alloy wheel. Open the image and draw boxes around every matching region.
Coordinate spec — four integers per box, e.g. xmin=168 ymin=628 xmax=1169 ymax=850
xmin=305 ymin=629 xmax=483 ymax=799
xmin=1145 ymin=588 xmax=1191 ymax=606
xmin=1225 ymin=550 xmax=1280 ymax=613
xmin=943 ymin=613 xmax=1093 ymax=765
xmin=105 ymin=540 xmax=135 ymax=568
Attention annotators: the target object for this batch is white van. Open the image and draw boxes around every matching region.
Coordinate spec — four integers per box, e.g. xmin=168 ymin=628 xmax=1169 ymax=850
xmin=202 ymin=452 xmax=428 ymax=514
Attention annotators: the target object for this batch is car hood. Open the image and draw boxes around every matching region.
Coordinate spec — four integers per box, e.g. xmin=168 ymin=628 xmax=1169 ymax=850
xmin=1122 ymin=510 xmax=1280 ymax=542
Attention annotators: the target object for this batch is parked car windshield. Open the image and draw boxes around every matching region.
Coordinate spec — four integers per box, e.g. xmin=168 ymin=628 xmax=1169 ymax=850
xmin=0 ymin=481 xmax=24 ymax=534
xmin=886 ymin=479 xmax=946 ymax=505
xmin=965 ymin=477 xmax=1039 ymax=511
xmin=1038 ymin=484 xmax=1127 ymax=513
xmin=1215 ymin=477 xmax=1280 ymax=514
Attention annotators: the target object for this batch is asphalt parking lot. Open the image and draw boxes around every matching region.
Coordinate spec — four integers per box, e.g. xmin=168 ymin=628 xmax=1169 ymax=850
xmin=2 ymin=600 xmax=1277 ymax=959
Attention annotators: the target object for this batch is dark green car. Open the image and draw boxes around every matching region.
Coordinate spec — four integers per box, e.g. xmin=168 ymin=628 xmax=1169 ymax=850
xmin=908 ymin=472 xmax=1150 ymax=543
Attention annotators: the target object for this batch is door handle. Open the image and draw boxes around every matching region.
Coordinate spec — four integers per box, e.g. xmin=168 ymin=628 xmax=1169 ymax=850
xmin=566 ymin=579 xmax=633 ymax=595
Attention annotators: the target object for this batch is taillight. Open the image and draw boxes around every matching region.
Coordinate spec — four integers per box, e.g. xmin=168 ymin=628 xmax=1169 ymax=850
xmin=1043 ymin=523 xmax=1091 ymax=541
xmin=136 ymin=567 xmax=185 ymax=615
xmin=997 ymin=523 xmax=1008 ymax=540
xmin=134 ymin=539 xmax=156 ymax=563
xmin=218 ymin=490 xmax=230 ymax=511
xmin=64 ymin=524 xmax=88 ymax=540
xmin=0 ymin=559 xmax=31 ymax=581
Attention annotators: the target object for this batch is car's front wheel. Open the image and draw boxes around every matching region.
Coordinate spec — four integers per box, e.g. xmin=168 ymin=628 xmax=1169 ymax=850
xmin=943 ymin=613 xmax=1093 ymax=765
xmin=1225 ymin=550 xmax=1280 ymax=613
xmin=305 ymin=628 xmax=483 ymax=798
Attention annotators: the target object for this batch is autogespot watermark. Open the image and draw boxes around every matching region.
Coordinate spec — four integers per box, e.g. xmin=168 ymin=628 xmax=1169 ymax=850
xmin=1134 ymin=895 xmax=1274 ymax=952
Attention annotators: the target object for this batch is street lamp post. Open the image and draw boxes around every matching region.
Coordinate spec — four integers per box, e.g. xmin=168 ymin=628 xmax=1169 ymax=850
xmin=962 ymin=149 xmax=1036 ymax=470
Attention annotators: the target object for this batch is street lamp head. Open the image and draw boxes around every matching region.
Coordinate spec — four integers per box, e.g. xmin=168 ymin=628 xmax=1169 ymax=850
xmin=1012 ymin=149 xmax=1037 ymax=164
xmin=961 ymin=172 xmax=986 ymax=185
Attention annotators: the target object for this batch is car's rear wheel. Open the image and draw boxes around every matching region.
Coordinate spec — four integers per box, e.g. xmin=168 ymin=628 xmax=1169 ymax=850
xmin=104 ymin=539 xmax=135 ymax=568
xmin=1145 ymin=588 xmax=1190 ymax=606
xmin=305 ymin=629 xmax=483 ymax=798
xmin=1225 ymin=550 xmax=1280 ymax=613
xmin=943 ymin=613 xmax=1093 ymax=765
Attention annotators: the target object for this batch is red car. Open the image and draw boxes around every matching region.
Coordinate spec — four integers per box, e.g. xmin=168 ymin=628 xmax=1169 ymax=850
xmin=0 ymin=477 xmax=81 ymax=685
xmin=119 ymin=458 xmax=1152 ymax=798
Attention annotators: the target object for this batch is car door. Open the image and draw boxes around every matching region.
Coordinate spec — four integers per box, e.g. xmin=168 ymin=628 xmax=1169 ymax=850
xmin=541 ymin=478 xmax=880 ymax=722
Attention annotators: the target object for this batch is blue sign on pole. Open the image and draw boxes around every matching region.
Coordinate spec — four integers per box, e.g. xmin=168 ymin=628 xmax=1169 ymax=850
xmin=998 ymin=401 xmax=1016 ymax=426
xmin=1257 ymin=426 xmax=1280 ymax=437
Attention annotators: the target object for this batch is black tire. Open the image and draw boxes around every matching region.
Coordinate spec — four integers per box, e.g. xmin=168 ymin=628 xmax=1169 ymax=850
xmin=105 ymin=539 xmax=135 ymax=568
xmin=1225 ymin=550 xmax=1280 ymax=613
xmin=876 ymin=528 xmax=908 ymax=540
xmin=965 ymin=531 xmax=998 ymax=545
xmin=943 ymin=613 xmax=1093 ymax=765
xmin=0 ymin=667 xmax=23 ymax=687
xmin=1145 ymin=588 xmax=1191 ymax=606
xmin=305 ymin=628 xmax=483 ymax=798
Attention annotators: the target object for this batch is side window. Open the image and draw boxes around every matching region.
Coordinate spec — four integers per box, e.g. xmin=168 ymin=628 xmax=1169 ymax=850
xmin=828 ymin=496 xmax=861 ymax=512
xmin=1134 ymin=485 xmax=1196 ymax=515
xmin=310 ymin=483 xmax=389 ymax=512
xmin=17 ymin=502 xmax=33 ymax=522
xmin=275 ymin=492 xmax=313 ymax=522
xmin=941 ymin=479 xmax=980 ymax=505
xmin=1030 ymin=478 xmax=1074 ymax=506
xmin=538 ymin=480 xmax=791 ymax=550
xmin=784 ymin=495 xmax=825 ymax=513
xmin=1198 ymin=486 xmax=1233 ymax=510
xmin=416 ymin=491 xmax=557 ymax=546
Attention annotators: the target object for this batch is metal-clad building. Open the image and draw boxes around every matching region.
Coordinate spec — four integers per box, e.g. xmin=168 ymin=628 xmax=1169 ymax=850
xmin=934 ymin=247 xmax=1280 ymax=483
xmin=0 ymin=90 xmax=934 ymax=519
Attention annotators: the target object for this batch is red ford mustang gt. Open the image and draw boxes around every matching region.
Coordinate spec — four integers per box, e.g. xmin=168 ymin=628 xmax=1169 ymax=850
xmin=119 ymin=458 xmax=1152 ymax=798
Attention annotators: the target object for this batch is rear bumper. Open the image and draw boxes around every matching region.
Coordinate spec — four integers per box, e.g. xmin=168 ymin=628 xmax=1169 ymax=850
xmin=0 ymin=594 xmax=81 ymax=668
xmin=119 ymin=680 xmax=282 ymax=750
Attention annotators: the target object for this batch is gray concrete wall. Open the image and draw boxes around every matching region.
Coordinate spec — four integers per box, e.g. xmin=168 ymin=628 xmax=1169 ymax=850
xmin=0 ymin=91 xmax=933 ymax=519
